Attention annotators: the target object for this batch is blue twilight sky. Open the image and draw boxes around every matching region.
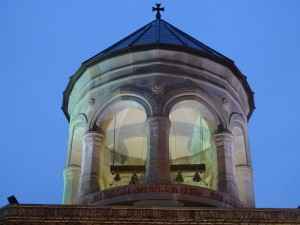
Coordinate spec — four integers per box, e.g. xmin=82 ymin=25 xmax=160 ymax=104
xmin=0 ymin=1 xmax=299 ymax=208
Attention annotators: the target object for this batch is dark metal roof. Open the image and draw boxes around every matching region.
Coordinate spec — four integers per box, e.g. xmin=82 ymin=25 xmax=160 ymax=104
xmin=62 ymin=18 xmax=255 ymax=121
xmin=84 ymin=19 xmax=234 ymax=65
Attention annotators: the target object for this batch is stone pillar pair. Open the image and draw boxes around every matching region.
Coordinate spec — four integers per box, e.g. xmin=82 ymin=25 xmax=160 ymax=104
xmin=77 ymin=115 xmax=172 ymax=203
xmin=146 ymin=117 xmax=241 ymax=199
xmin=77 ymin=119 xmax=240 ymax=203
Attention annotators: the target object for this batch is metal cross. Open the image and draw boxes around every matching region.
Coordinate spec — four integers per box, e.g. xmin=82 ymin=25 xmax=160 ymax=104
xmin=152 ymin=3 xmax=164 ymax=20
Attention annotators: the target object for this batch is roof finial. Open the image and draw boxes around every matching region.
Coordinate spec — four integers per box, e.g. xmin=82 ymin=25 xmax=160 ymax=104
xmin=152 ymin=3 xmax=164 ymax=20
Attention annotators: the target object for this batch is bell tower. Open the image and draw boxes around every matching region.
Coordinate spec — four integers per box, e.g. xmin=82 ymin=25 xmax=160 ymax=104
xmin=62 ymin=5 xmax=255 ymax=208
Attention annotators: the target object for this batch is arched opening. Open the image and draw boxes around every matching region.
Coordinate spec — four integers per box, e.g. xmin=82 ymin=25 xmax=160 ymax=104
xmin=69 ymin=127 xmax=85 ymax=167
xmin=169 ymin=100 xmax=218 ymax=190
xmin=99 ymin=100 xmax=147 ymax=190
xmin=63 ymin=125 xmax=85 ymax=204
xmin=232 ymin=127 xmax=247 ymax=166
xmin=232 ymin=126 xmax=252 ymax=205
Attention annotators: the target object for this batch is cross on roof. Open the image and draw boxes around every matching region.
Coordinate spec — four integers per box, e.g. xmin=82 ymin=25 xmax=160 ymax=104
xmin=152 ymin=3 xmax=164 ymax=20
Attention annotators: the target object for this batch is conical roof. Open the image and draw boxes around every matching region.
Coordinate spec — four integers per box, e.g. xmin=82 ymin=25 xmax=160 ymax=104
xmin=84 ymin=18 xmax=233 ymax=65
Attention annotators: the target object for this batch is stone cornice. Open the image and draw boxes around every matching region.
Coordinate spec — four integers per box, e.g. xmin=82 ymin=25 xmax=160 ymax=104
xmin=63 ymin=48 xmax=255 ymax=122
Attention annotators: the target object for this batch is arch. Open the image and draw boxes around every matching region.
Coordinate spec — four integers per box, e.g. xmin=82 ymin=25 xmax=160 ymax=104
xmin=168 ymin=99 xmax=218 ymax=190
xmin=63 ymin=113 xmax=88 ymax=204
xmin=163 ymin=90 xmax=226 ymax=129
xmin=232 ymin=126 xmax=248 ymax=166
xmin=67 ymin=113 xmax=89 ymax=167
xmin=229 ymin=113 xmax=254 ymax=206
xmin=89 ymin=93 xmax=153 ymax=130
xmin=95 ymin=99 xmax=148 ymax=190
xmin=229 ymin=113 xmax=250 ymax=165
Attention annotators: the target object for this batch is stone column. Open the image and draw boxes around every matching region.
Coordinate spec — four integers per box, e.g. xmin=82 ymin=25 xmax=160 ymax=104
xmin=236 ymin=164 xmax=255 ymax=207
xmin=63 ymin=166 xmax=80 ymax=204
xmin=78 ymin=131 xmax=103 ymax=201
xmin=145 ymin=116 xmax=171 ymax=184
xmin=214 ymin=129 xmax=238 ymax=198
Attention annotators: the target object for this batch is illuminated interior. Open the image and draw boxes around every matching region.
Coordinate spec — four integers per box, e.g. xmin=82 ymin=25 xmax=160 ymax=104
xmin=169 ymin=100 xmax=218 ymax=190
xmin=99 ymin=100 xmax=147 ymax=190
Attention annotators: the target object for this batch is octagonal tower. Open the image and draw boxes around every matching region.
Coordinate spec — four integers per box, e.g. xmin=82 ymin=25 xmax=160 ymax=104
xmin=62 ymin=13 xmax=255 ymax=208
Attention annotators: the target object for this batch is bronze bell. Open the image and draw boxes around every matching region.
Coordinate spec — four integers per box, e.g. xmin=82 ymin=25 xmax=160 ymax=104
xmin=114 ymin=172 xmax=121 ymax=182
xmin=193 ymin=171 xmax=201 ymax=182
xmin=129 ymin=173 xmax=139 ymax=185
xmin=175 ymin=171 xmax=184 ymax=183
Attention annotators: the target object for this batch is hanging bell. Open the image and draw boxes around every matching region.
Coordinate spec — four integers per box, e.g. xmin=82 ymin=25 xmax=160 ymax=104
xmin=129 ymin=173 xmax=139 ymax=185
xmin=175 ymin=171 xmax=184 ymax=183
xmin=193 ymin=171 xmax=201 ymax=182
xmin=113 ymin=172 xmax=121 ymax=182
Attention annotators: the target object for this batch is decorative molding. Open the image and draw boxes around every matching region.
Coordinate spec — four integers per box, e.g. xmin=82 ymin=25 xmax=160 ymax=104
xmin=151 ymin=83 xmax=164 ymax=95
xmin=89 ymin=92 xmax=154 ymax=130
xmin=163 ymin=89 xmax=225 ymax=128
xmin=80 ymin=184 xmax=240 ymax=207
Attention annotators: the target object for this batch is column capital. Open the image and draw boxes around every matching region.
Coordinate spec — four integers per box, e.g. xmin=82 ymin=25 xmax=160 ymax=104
xmin=214 ymin=125 xmax=232 ymax=135
xmin=214 ymin=129 xmax=233 ymax=146
xmin=63 ymin=166 xmax=81 ymax=177
xmin=83 ymin=131 xmax=104 ymax=143
xmin=146 ymin=116 xmax=171 ymax=124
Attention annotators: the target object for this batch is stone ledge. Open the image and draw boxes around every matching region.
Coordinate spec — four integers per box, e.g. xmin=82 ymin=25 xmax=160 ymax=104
xmin=80 ymin=184 xmax=241 ymax=207
xmin=1 ymin=205 xmax=300 ymax=225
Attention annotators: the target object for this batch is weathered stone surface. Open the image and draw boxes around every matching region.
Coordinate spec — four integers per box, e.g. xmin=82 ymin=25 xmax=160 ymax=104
xmin=62 ymin=20 xmax=256 ymax=207
xmin=214 ymin=130 xmax=238 ymax=200
xmin=1 ymin=205 xmax=300 ymax=225
xmin=63 ymin=166 xmax=80 ymax=204
xmin=145 ymin=116 xmax=171 ymax=184
xmin=78 ymin=132 xmax=104 ymax=201
xmin=80 ymin=184 xmax=239 ymax=207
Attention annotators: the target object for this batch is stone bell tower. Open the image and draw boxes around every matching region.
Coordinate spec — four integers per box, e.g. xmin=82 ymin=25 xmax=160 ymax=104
xmin=62 ymin=4 xmax=255 ymax=208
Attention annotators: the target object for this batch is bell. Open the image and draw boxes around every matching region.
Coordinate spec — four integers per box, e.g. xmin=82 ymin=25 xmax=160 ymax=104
xmin=175 ymin=171 xmax=184 ymax=183
xmin=193 ymin=171 xmax=201 ymax=182
xmin=129 ymin=173 xmax=139 ymax=185
xmin=114 ymin=172 xmax=121 ymax=182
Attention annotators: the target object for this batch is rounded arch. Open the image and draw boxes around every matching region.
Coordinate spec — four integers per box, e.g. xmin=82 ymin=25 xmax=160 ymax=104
xmin=93 ymin=98 xmax=149 ymax=190
xmin=89 ymin=93 xmax=153 ymax=130
xmin=229 ymin=113 xmax=250 ymax=165
xmin=163 ymin=90 xmax=226 ymax=129
xmin=63 ymin=113 xmax=89 ymax=204
xmin=232 ymin=126 xmax=248 ymax=165
xmin=67 ymin=113 xmax=89 ymax=167
xmin=167 ymin=98 xmax=219 ymax=190
xmin=229 ymin=113 xmax=254 ymax=206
